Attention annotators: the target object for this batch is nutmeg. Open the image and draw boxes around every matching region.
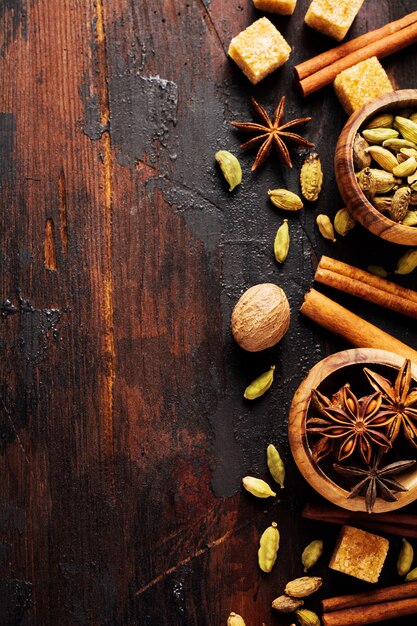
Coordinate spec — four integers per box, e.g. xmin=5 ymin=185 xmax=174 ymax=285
xmin=231 ymin=283 xmax=290 ymax=352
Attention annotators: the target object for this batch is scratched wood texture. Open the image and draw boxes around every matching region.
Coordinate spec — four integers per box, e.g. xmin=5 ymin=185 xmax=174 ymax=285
xmin=1 ymin=1 xmax=417 ymax=625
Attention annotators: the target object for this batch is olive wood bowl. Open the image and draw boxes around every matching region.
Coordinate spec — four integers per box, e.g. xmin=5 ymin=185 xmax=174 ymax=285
xmin=288 ymin=348 xmax=417 ymax=513
xmin=335 ymin=89 xmax=417 ymax=246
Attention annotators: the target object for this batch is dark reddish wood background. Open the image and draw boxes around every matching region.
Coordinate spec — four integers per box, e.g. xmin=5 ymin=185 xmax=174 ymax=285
xmin=1 ymin=1 xmax=417 ymax=624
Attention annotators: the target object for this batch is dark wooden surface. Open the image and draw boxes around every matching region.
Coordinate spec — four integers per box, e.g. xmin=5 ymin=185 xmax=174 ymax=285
xmin=1 ymin=1 xmax=417 ymax=625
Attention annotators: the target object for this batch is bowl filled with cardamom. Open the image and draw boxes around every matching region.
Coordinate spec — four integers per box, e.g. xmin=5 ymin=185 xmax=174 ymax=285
xmin=335 ymin=89 xmax=417 ymax=245
xmin=288 ymin=348 xmax=417 ymax=513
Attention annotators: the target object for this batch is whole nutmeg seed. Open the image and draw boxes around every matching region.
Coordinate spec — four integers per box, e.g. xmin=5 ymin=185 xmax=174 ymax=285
xmin=231 ymin=283 xmax=290 ymax=352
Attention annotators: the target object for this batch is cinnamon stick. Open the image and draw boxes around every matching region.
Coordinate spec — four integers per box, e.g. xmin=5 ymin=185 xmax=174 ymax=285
xmin=297 ymin=20 xmax=417 ymax=97
xmin=302 ymin=503 xmax=417 ymax=539
xmin=303 ymin=502 xmax=417 ymax=526
xmin=314 ymin=256 xmax=417 ymax=319
xmin=323 ymin=581 xmax=417 ymax=613
xmin=295 ymin=11 xmax=417 ymax=81
xmin=300 ymin=289 xmax=417 ymax=365
xmin=322 ymin=597 xmax=417 ymax=626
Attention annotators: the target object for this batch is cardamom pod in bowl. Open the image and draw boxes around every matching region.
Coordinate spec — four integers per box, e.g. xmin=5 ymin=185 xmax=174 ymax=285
xmin=335 ymin=89 xmax=417 ymax=245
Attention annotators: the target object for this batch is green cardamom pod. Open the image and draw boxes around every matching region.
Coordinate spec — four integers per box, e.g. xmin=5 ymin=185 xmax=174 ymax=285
xmin=383 ymin=138 xmax=417 ymax=150
xmin=409 ymin=171 xmax=417 ymax=186
xmin=367 ymin=265 xmax=389 ymax=278
xmin=402 ymin=211 xmax=417 ymax=227
xmin=271 ymin=595 xmax=304 ymax=613
xmin=300 ymin=152 xmax=323 ymax=201
xmin=372 ymin=196 xmax=392 ymax=213
xmin=369 ymin=169 xmax=401 ymax=194
xmin=406 ymin=566 xmax=417 ymax=582
xmin=362 ymin=128 xmax=399 ymax=144
xmin=316 ymin=214 xmax=336 ymax=242
xmin=400 ymin=147 xmax=417 ymax=159
xmin=397 ymin=538 xmax=414 ymax=576
xmin=366 ymin=113 xmax=394 ymax=129
xmin=393 ymin=156 xmax=417 ymax=178
xmin=302 ymin=540 xmax=323 ymax=572
xmin=410 ymin=113 xmax=417 ymax=124
xmin=227 ymin=613 xmax=246 ymax=626
xmin=242 ymin=476 xmax=276 ymax=498
xmin=274 ymin=220 xmax=290 ymax=263
xmin=215 ymin=150 xmax=242 ymax=191
xmin=366 ymin=146 xmax=398 ymax=172
xmin=357 ymin=167 xmax=377 ymax=198
xmin=267 ymin=443 xmax=285 ymax=489
xmin=285 ymin=576 xmax=323 ymax=598
xmin=244 ymin=365 xmax=275 ymax=400
xmin=295 ymin=609 xmax=321 ymax=626
xmin=258 ymin=521 xmax=280 ymax=573
xmin=395 ymin=248 xmax=417 ymax=275
xmin=353 ymin=134 xmax=371 ymax=170
xmin=389 ymin=187 xmax=411 ymax=223
xmin=268 ymin=189 xmax=303 ymax=211
xmin=334 ymin=208 xmax=356 ymax=236
xmin=394 ymin=116 xmax=417 ymax=143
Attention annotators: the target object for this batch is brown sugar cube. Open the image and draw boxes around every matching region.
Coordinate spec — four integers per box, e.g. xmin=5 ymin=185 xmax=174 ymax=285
xmin=305 ymin=0 xmax=365 ymax=41
xmin=253 ymin=0 xmax=297 ymax=15
xmin=334 ymin=57 xmax=394 ymax=115
xmin=329 ymin=525 xmax=389 ymax=583
xmin=228 ymin=17 xmax=291 ymax=85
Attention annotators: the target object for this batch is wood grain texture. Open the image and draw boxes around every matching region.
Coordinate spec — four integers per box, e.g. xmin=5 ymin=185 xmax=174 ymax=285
xmin=1 ymin=1 xmax=417 ymax=625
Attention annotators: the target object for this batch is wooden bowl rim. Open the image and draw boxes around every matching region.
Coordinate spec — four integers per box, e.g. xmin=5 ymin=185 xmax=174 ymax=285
xmin=335 ymin=89 xmax=417 ymax=246
xmin=288 ymin=348 xmax=417 ymax=513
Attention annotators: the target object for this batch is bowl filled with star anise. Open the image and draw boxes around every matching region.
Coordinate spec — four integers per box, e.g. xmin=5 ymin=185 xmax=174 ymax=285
xmin=288 ymin=348 xmax=417 ymax=513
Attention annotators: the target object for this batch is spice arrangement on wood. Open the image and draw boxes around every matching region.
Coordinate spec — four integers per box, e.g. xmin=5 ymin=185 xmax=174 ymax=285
xmin=5 ymin=0 xmax=417 ymax=624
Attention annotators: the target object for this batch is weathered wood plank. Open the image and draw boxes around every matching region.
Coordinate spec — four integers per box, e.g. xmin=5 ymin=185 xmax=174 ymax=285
xmin=0 ymin=0 xmax=119 ymax=623
xmin=1 ymin=0 xmax=417 ymax=624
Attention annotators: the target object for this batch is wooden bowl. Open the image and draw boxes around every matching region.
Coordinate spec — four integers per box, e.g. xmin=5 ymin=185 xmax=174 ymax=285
xmin=288 ymin=348 xmax=417 ymax=513
xmin=335 ymin=89 xmax=417 ymax=246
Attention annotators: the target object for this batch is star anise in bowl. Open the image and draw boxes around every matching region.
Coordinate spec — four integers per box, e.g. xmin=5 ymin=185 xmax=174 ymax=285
xmin=307 ymin=385 xmax=392 ymax=465
xmin=364 ymin=358 xmax=417 ymax=448
xmin=289 ymin=349 xmax=417 ymax=514
xmin=334 ymin=450 xmax=416 ymax=513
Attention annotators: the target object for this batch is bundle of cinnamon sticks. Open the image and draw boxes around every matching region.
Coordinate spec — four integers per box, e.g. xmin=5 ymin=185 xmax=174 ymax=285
xmin=322 ymin=581 xmax=417 ymax=626
xmin=314 ymin=256 xmax=417 ymax=320
xmin=295 ymin=11 xmax=417 ymax=97
xmin=300 ymin=256 xmax=417 ymax=366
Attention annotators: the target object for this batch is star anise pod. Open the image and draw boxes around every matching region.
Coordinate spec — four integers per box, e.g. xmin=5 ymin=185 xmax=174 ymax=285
xmin=306 ymin=385 xmax=392 ymax=465
xmin=308 ymin=387 xmax=345 ymax=462
xmin=334 ymin=450 xmax=416 ymax=513
xmin=231 ymin=96 xmax=314 ymax=171
xmin=364 ymin=359 xmax=417 ymax=448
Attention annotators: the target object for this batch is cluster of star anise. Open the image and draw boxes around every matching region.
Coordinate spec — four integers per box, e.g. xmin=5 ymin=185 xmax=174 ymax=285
xmin=306 ymin=359 xmax=417 ymax=512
